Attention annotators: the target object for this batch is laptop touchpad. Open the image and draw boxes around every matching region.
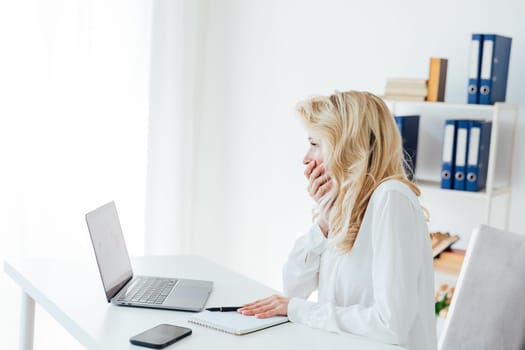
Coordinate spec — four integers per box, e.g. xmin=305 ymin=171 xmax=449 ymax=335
xmin=167 ymin=286 xmax=209 ymax=307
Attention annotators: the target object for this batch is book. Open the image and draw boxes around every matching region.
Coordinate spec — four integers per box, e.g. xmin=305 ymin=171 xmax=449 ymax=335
xmin=385 ymin=87 xmax=428 ymax=97
xmin=427 ymin=58 xmax=448 ymax=102
xmin=383 ymin=95 xmax=427 ymax=101
xmin=430 ymin=231 xmax=459 ymax=258
xmin=386 ymin=78 xmax=428 ymax=87
xmin=386 ymin=81 xmax=428 ymax=90
xmin=433 ymin=249 xmax=465 ymax=275
xmin=394 ymin=115 xmax=420 ymax=179
xmin=439 ymin=250 xmax=465 ymax=262
xmin=188 ymin=311 xmax=289 ymax=335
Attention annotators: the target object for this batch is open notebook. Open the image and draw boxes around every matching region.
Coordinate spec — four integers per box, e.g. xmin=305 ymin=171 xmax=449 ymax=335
xmin=188 ymin=311 xmax=288 ymax=335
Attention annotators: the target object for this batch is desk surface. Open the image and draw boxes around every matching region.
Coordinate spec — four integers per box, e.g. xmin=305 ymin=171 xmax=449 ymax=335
xmin=5 ymin=255 xmax=404 ymax=350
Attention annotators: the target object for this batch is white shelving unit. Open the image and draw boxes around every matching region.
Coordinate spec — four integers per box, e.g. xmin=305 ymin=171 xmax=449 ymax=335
xmin=386 ymin=101 xmax=519 ymax=249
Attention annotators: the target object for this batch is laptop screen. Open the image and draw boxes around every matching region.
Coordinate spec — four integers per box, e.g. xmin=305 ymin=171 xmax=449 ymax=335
xmin=86 ymin=201 xmax=133 ymax=301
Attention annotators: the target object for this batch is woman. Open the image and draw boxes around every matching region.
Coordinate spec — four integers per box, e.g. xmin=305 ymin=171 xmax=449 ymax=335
xmin=239 ymin=91 xmax=437 ymax=349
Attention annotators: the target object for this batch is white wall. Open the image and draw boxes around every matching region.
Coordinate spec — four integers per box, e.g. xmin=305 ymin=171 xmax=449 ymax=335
xmin=0 ymin=1 xmax=151 ymax=348
xmin=2 ymin=0 xmax=524 ymax=348
xmin=146 ymin=0 xmax=207 ymax=255
xmin=189 ymin=0 xmax=525 ymax=290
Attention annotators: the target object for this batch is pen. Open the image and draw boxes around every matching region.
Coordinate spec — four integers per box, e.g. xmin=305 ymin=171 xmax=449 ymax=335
xmin=206 ymin=306 xmax=242 ymax=312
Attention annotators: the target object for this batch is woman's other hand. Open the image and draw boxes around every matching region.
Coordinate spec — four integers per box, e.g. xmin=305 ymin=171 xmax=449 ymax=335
xmin=304 ymin=161 xmax=332 ymax=202
xmin=304 ymin=161 xmax=332 ymax=237
xmin=238 ymin=294 xmax=289 ymax=318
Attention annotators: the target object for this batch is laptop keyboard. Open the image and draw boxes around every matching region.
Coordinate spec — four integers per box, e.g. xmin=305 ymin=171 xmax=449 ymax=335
xmin=118 ymin=277 xmax=177 ymax=305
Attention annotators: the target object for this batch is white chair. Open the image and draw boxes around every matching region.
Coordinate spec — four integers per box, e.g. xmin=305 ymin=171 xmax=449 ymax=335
xmin=438 ymin=225 xmax=525 ymax=350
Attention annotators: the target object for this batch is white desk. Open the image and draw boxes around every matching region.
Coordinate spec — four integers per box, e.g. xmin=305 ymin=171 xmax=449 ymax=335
xmin=4 ymin=255 xmax=405 ymax=350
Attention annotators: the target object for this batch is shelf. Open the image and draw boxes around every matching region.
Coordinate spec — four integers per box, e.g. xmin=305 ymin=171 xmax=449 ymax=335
xmin=385 ymin=99 xmax=517 ymax=246
xmin=415 ymin=180 xmax=512 ymax=199
xmin=384 ymin=100 xmax=518 ymax=112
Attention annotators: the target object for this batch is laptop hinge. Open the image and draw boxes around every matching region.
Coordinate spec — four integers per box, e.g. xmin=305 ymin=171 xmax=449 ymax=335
xmin=106 ymin=274 xmax=133 ymax=302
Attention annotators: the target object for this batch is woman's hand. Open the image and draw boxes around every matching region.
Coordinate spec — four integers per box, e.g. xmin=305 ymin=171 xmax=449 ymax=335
xmin=238 ymin=294 xmax=289 ymax=318
xmin=304 ymin=161 xmax=332 ymax=202
xmin=304 ymin=161 xmax=332 ymax=237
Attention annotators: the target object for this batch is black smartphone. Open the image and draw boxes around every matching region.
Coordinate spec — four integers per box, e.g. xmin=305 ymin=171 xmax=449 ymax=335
xmin=130 ymin=324 xmax=192 ymax=349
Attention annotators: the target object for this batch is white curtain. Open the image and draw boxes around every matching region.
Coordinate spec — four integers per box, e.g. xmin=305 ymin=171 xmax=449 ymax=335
xmin=144 ymin=1 xmax=312 ymax=288
xmin=0 ymin=1 xmax=152 ymax=348
xmin=0 ymin=0 xmax=151 ymax=259
xmin=145 ymin=0 xmax=208 ymax=255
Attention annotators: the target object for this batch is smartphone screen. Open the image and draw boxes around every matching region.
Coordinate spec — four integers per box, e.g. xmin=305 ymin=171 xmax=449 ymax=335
xmin=130 ymin=324 xmax=192 ymax=349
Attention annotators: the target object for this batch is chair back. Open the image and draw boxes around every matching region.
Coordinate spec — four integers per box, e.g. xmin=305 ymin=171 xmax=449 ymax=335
xmin=438 ymin=225 xmax=525 ymax=349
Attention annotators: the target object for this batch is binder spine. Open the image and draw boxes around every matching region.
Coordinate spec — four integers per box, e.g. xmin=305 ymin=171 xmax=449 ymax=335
xmin=492 ymin=36 xmax=512 ymax=103
xmin=478 ymin=121 xmax=492 ymax=191
xmin=479 ymin=35 xmax=495 ymax=105
xmin=466 ymin=121 xmax=481 ymax=191
xmin=394 ymin=115 xmax=420 ymax=180
xmin=453 ymin=120 xmax=470 ymax=191
xmin=467 ymin=34 xmax=483 ymax=104
xmin=466 ymin=121 xmax=492 ymax=192
xmin=441 ymin=120 xmax=457 ymax=189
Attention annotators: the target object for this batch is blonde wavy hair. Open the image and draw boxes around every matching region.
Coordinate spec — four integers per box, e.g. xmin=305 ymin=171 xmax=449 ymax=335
xmin=297 ymin=90 xmax=420 ymax=253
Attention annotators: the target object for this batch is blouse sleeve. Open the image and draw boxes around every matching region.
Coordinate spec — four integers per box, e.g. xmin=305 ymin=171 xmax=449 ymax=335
xmin=287 ymin=190 xmax=423 ymax=345
xmin=282 ymin=224 xmax=327 ymax=299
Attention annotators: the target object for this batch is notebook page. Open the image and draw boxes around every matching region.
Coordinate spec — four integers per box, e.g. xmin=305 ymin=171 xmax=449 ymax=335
xmin=188 ymin=311 xmax=288 ymax=335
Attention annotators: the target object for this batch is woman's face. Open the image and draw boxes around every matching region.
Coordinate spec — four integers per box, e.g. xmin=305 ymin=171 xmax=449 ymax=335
xmin=303 ymin=137 xmax=324 ymax=166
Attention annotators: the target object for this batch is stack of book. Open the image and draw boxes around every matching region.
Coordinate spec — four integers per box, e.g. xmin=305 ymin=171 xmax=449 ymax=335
xmin=384 ymin=78 xmax=428 ymax=101
xmin=432 ymin=231 xmax=464 ymax=275
xmin=434 ymin=249 xmax=465 ymax=275
xmin=431 ymin=231 xmax=460 ymax=258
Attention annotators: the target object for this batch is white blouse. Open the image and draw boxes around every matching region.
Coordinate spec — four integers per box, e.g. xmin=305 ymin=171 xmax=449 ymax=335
xmin=284 ymin=179 xmax=437 ymax=350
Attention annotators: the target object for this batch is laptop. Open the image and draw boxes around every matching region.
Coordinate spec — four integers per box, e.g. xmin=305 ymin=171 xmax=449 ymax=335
xmin=85 ymin=201 xmax=213 ymax=312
